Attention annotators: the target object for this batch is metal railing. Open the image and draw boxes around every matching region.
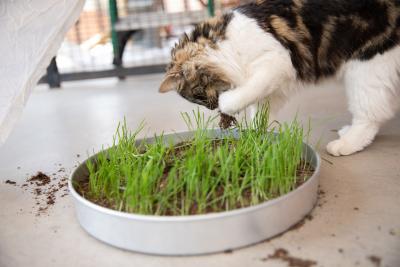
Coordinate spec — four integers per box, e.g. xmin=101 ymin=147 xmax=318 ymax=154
xmin=40 ymin=0 xmax=250 ymax=88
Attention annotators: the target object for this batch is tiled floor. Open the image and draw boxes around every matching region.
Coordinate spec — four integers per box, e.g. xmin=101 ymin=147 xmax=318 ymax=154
xmin=0 ymin=74 xmax=399 ymax=267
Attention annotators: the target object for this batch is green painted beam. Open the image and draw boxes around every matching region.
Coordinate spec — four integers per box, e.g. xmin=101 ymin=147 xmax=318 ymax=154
xmin=207 ymin=0 xmax=215 ymax=16
xmin=109 ymin=0 xmax=119 ymax=58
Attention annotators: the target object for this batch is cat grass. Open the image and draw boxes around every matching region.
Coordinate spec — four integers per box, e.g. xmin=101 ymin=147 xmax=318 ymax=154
xmin=77 ymin=106 xmax=313 ymax=216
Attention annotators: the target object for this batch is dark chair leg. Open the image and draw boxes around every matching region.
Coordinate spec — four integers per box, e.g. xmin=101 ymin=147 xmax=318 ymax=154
xmin=46 ymin=57 xmax=61 ymax=88
xmin=113 ymin=30 xmax=138 ymax=80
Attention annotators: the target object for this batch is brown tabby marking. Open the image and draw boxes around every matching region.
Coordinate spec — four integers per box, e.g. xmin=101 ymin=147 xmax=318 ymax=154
xmin=240 ymin=0 xmax=400 ymax=80
xmin=269 ymin=15 xmax=314 ymax=77
xmin=348 ymin=15 xmax=369 ymax=30
xmin=318 ymin=16 xmax=337 ymax=72
xmin=353 ymin=1 xmax=399 ymax=58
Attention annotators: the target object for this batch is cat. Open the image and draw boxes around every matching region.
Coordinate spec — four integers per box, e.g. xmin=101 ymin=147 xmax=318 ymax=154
xmin=159 ymin=0 xmax=400 ymax=156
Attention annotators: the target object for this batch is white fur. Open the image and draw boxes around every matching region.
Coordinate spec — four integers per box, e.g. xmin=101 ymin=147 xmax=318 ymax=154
xmin=209 ymin=11 xmax=400 ymax=156
xmin=206 ymin=12 xmax=298 ymax=117
xmin=327 ymin=46 xmax=400 ymax=156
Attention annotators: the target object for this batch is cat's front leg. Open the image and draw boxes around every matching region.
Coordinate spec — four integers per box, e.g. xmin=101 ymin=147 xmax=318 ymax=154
xmin=219 ymin=70 xmax=290 ymax=116
xmin=218 ymin=47 xmax=295 ymax=115
xmin=218 ymin=71 xmax=270 ymax=115
xmin=218 ymin=89 xmax=247 ymax=116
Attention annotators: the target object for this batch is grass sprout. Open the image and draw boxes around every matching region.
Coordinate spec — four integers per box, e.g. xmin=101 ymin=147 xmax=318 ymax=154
xmin=79 ymin=105 xmax=313 ymax=216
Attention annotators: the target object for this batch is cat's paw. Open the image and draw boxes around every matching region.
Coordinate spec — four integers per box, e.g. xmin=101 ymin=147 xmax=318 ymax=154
xmin=218 ymin=91 xmax=241 ymax=116
xmin=326 ymin=138 xmax=361 ymax=156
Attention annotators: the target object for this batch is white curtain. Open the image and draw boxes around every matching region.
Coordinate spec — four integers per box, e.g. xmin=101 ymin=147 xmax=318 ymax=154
xmin=0 ymin=0 xmax=85 ymax=143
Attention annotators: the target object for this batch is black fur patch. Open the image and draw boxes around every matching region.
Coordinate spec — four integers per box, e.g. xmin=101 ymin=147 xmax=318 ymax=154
xmin=237 ymin=0 xmax=400 ymax=81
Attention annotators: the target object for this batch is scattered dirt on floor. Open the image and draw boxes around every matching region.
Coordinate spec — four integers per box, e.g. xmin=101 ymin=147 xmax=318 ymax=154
xmin=5 ymin=168 xmax=70 ymax=216
xmin=33 ymin=175 xmax=69 ymax=216
xmin=316 ymin=187 xmax=328 ymax=208
xmin=389 ymin=229 xmax=396 ymax=236
xmin=28 ymin=172 xmax=51 ymax=186
xmin=261 ymin=248 xmax=317 ymax=267
xmin=34 ymin=188 xmax=42 ymax=195
xmin=367 ymin=255 xmax=382 ymax=267
xmin=5 ymin=180 xmax=17 ymax=185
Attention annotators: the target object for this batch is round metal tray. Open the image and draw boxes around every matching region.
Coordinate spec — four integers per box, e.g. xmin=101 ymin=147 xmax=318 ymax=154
xmin=69 ymin=130 xmax=320 ymax=255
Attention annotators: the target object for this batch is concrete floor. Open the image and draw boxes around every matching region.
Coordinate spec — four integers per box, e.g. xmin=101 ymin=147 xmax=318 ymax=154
xmin=0 ymin=74 xmax=399 ymax=267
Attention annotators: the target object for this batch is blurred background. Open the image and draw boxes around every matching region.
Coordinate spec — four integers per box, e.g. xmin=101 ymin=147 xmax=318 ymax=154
xmin=40 ymin=0 xmax=253 ymax=88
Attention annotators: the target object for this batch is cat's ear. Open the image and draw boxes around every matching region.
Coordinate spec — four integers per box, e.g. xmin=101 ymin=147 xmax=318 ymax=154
xmin=159 ymin=75 xmax=177 ymax=93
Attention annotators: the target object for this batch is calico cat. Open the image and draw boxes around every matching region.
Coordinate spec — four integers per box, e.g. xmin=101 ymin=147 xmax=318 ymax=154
xmin=159 ymin=0 xmax=400 ymax=156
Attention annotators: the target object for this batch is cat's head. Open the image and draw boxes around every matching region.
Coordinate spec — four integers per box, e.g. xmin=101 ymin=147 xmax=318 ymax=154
xmin=159 ymin=14 xmax=233 ymax=110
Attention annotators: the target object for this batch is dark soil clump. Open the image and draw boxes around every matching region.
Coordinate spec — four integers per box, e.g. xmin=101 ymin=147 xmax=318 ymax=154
xmin=47 ymin=196 xmax=55 ymax=205
xmin=219 ymin=113 xmax=237 ymax=129
xmin=5 ymin=180 xmax=16 ymax=185
xmin=28 ymin=172 xmax=51 ymax=186
xmin=34 ymin=188 xmax=42 ymax=195
xmin=368 ymin=255 xmax=381 ymax=267
xmin=262 ymin=248 xmax=317 ymax=267
xmin=316 ymin=186 xmax=328 ymax=208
